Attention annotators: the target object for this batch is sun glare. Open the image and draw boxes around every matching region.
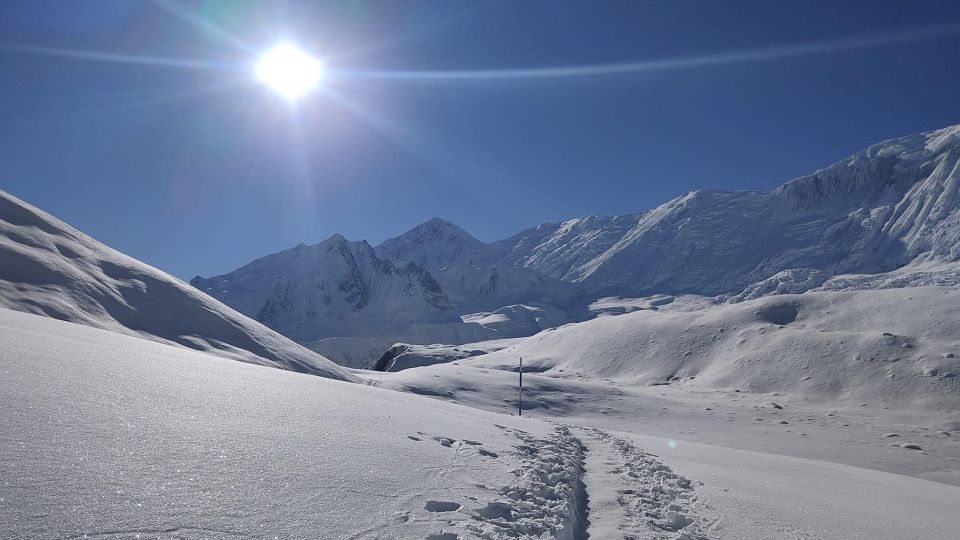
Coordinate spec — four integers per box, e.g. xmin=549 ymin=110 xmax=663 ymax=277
xmin=255 ymin=42 xmax=324 ymax=101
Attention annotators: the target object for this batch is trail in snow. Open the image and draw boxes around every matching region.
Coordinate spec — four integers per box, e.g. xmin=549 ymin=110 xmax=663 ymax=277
xmin=577 ymin=427 xmax=710 ymax=540
xmin=466 ymin=424 xmax=589 ymax=539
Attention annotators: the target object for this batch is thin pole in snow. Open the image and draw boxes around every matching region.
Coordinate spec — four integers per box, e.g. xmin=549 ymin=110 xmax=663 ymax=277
xmin=518 ymin=356 xmax=523 ymax=416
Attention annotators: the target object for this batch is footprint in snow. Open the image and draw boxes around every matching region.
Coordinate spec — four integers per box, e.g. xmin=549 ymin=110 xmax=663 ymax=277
xmin=425 ymin=500 xmax=462 ymax=512
xmin=433 ymin=436 xmax=456 ymax=447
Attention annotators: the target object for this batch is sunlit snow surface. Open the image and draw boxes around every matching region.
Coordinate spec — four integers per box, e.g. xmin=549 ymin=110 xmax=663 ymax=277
xmin=0 ymin=309 xmax=582 ymax=539
xmin=4 ymin=308 xmax=960 ymax=539
xmin=0 ymin=189 xmax=353 ymax=381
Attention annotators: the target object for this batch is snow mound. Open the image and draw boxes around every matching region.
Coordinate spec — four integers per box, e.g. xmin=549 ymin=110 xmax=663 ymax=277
xmin=589 ymin=294 xmax=677 ymax=315
xmin=0 ymin=190 xmax=352 ymax=380
xmin=731 ymin=268 xmax=830 ymax=302
xmin=461 ymin=303 xmax=570 ymax=335
xmin=467 ymin=287 xmax=960 ymax=411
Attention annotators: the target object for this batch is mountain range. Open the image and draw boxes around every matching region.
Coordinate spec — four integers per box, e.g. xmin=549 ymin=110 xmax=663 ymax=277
xmin=190 ymin=123 xmax=960 ymax=365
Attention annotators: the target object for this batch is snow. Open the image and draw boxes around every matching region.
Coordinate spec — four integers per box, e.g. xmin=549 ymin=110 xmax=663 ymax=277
xmin=7 ymin=122 xmax=960 ymax=539
xmin=305 ymin=335 xmax=398 ymax=369
xmin=369 ymin=361 xmax=960 ymax=538
xmin=491 ymin=124 xmax=960 ymax=298
xmin=194 ymin=227 xmax=584 ymax=365
xmin=191 ymin=234 xmax=450 ymax=343
xmin=0 ymin=189 xmax=352 ymax=381
xmin=376 ymin=217 xmax=489 ymax=271
xmin=577 ymin=428 xmax=707 ymax=539
xmin=0 ymin=308 xmax=582 ymax=539
xmin=640 ymin=429 xmax=960 ymax=539
xmin=5 ymin=279 xmax=960 ymax=538
xmin=374 ymin=337 xmax=524 ymax=372
xmin=12 ymin=306 xmax=957 ymax=539
xmin=191 ymin=124 xmax=960 ymax=371
xmin=462 ymin=287 xmax=960 ymax=413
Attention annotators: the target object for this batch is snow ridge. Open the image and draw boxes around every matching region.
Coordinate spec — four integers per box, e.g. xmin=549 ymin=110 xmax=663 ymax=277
xmin=497 ymin=123 xmax=960 ymax=298
xmin=0 ymin=189 xmax=352 ymax=380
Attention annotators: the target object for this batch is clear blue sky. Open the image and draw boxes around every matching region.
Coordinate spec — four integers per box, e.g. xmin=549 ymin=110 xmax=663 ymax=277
xmin=2 ymin=1 xmax=960 ymax=280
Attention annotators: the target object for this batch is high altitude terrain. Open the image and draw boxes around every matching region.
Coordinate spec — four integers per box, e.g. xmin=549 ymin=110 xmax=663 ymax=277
xmin=193 ymin=124 xmax=960 ymax=368
xmin=3 ymin=124 xmax=960 ymax=539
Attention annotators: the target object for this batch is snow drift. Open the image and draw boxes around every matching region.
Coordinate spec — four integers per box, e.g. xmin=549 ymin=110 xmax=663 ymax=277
xmin=0 ymin=189 xmax=353 ymax=380
xmin=465 ymin=286 xmax=960 ymax=414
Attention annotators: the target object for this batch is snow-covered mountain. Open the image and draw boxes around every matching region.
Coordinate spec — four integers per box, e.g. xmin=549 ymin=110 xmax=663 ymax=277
xmin=192 ymin=230 xmax=583 ymax=346
xmin=193 ymin=123 xmax=960 ymax=363
xmin=376 ymin=217 xmax=488 ymax=269
xmin=498 ymin=124 xmax=960 ymax=297
xmin=192 ymin=234 xmax=449 ymax=343
xmin=360 ymin=123 xmax=960 ymax=302
xmin=191 ymin=213 xmax=586 ymax=354
xmin=0 ymin=189 xmax=353 ymax=381
xmin=490 ymin=214 xmax=644 ymax=282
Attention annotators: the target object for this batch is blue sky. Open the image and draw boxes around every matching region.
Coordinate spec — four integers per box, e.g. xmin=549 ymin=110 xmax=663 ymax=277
xmin=2 ymin=0 xmax=960 ymax=280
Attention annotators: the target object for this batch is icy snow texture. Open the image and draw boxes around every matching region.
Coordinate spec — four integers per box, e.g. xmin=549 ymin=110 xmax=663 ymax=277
xmin=0 ymin=189 xmax=352 ymax=380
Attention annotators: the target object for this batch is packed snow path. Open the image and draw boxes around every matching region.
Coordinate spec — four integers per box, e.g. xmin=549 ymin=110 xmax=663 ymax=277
xmin=577 ymin=428 xmax=710 ymax=539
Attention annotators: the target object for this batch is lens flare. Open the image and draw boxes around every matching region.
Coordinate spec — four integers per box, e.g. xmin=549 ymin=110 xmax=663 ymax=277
xmin=255 ymin=42 xmax=324 ymax=101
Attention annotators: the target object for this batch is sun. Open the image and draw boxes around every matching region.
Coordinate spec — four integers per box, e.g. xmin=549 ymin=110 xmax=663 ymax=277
xmin=255 ymin=42 xmax=324 ymax=101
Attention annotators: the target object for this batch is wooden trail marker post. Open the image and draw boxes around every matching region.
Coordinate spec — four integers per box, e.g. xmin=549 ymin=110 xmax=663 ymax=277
xmin=518 ymin=356 xmax=523 ymax=416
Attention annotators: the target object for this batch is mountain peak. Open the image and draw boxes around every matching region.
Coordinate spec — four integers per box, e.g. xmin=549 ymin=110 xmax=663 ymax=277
xmin=409 ymin=217 xmax=468 ymax=236
xmin=376 ymin=218 xmax=489 ymax=270
xmin=322 ymin=232 xmax=349 ymax=245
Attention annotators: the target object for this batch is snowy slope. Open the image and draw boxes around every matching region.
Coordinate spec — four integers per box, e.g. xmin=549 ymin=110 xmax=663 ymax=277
xmin=489 ymin=214 xmax=644 ymax=281
xmin=0 ymin=190 xmax=352 ymax=380
xmin=431 ymin=263 xmax=583 ymax=311
xmin=495 ymin=124 xmax=960 ymax=297
xmin=6 ymin=306 xmax=960 ymax=539
xmin=0 ymin=308 xmax=587 ymax=539
xmin=464 ymin=286 xmax=960 ymax=414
